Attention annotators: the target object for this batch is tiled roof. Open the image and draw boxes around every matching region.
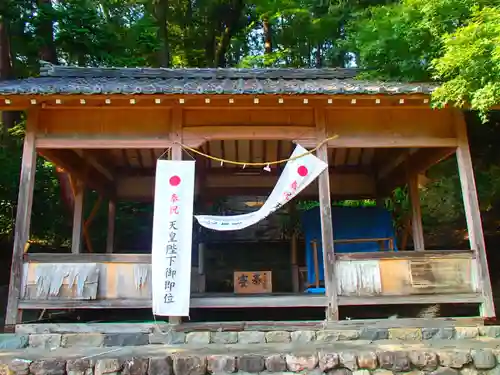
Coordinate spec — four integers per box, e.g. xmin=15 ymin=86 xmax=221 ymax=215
xmin=0 ymin=61 xmax=436 ymax=96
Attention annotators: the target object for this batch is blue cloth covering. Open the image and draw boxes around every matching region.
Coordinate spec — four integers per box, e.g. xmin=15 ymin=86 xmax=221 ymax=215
xmin=301 ymin=206 xmax=397 ymax=288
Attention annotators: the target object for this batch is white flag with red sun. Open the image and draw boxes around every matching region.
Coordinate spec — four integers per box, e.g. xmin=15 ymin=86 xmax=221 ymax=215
xmin=151 ymin=160 xmax=195 ymax=316
xmin=195 ymin=144 xmax=328 ymax=231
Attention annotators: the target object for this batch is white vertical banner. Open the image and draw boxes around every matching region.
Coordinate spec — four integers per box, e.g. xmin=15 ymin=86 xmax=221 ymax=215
xmin=151 ymin=160 xmax=195 ymax=316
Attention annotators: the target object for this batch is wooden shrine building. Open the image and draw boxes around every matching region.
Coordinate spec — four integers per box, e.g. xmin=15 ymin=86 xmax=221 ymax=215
xmin=0 ymin=62 xmax=494 ymax=329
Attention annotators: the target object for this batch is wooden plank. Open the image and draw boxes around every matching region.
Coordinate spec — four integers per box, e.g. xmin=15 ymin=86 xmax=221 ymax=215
xmin=71 ymin=180 xmax=85 ymax=254
xmin=17 ymin=293 xmax=482 ymax=310
xmin=74 ymin=150 xmax=115 ymax=181
xmin=455 ymin=111 xmax=495 ymax=318
xmin=5 ymin=109 xmax=38 ymax=327
xmin=320 ymin=137 xmax=458 ymax=149
xmin=336 ymin=250 xmax=474 ymax=260
xmin=315 ymin=108 xmax=338 ymax=320
xmin=183 ymin=126 xmax=316 ymax=143
xmin=23 ymin=250 xmax=474 ymax=264
xmin=408 ymin=172 xmax=425 ymax=250
xmin=36 ymin=137 xmax=176 ymax=149
xmin=106 ymin=200 xmax=116 ymax=254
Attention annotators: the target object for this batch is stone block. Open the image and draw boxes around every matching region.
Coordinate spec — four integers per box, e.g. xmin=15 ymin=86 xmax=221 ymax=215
xmin=328 ymin=369 xmax=353 ymax=375
xmin=210 ymin=331 xmax=238 ymax=344
xmin=479 ymin=326 xmax=500 ymax=338
xmin=291 ymin=330 xmax=316 ymax=343
xmin=61 ymin=333 xmax=104 ymax=348
xmin=66 ymin=359 xmax=94 ymax=375
xmin=95 ymin=359 xmax=122 ymax=375
xmin=339 ymin=352 xmax=358 ymax=370
xmin=0 ymin=334 xmax=28 ymax=349
xmin=149 ymin=331 xmax=185 ymax=345
xmin=265 ymin=355 xmax=287 ymax=372
xmin=357 ymin=352 xmax=378 ymax=369
xmin=409 ymin=351 xmax=439 ymax=370
xmin=438 ymin=350 xmax=472 ymax=368
xmin=148 ymin=357 xmax=173 ymax=375
xmin=207 ymin=355 xmax=236 ymax=373
xmin=359 ymin=328 xmax=388 ymax=341
xmin=353 ymin=370 xmax=370 ymax=375
xmin=285 ymin=354 xmax=318 ymax=372
xmin=472 ymin=349 xmax=496 ymax=370
xmin=30 ymin=360 xmax=66 ymax=375
xmin=7 ymin=359 xmax=31 ymax=375
xmin=430 ymin=368 xmax=459 ymax=375
xmin=455 ymin=327 xmax=478 ymax=339
xmin=122 ymin=358 xmax=149 ymax=375
xmin=388 ymin=328 xmax=422 ymax=341
xmin=317 ymin=330 xmax=359 ymax=342
xmin=372 ymin=370 xmax=394 ymax=375
xmin=422 ymin=328 xmax=454 ymax=340
xmin=28 ymin=334 xmax=61 ymax=349
xmin=238 ymin=331 xmax=265 ymax=344
xmin=103 ymin=333 xmax=149 ymax=347
xmin=173 ymin=355 xmax=206 ymax=375
xmin=461 ymin=367 xmax=478 ymax=375
xmin=377 ymin=351 xmax=410 ymax=372
xmin=401 ymin=371 xmax=425 ymax=375
xmin=186 ymin=332 xmax=210 ymax=345
xmin=318 ymin=352 xmax=340 ymax=372
xmin=237 ymin=355 xmax=265 ymax=373
xmin=265 ymin=331 xmax=291 ymax=343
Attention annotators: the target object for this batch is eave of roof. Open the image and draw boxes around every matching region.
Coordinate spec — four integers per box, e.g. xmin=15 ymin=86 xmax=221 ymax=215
xmin=0 ymin=61 xmax=437 ymax=96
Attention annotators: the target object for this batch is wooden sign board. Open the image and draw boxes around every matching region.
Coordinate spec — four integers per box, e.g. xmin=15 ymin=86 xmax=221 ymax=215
xmin=234 ymin=271 xmax=272 ymax=294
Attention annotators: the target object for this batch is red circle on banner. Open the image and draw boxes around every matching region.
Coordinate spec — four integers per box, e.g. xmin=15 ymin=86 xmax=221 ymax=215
xmin=297 ymin=165 xmax=308 ymax=177
xmin=169 ymin=175 xmax=181 ymax=186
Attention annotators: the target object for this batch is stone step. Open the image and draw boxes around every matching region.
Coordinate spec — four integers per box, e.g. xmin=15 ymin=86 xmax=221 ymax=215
xmin=4 ymin=325 xmax=500 ymax=350
xmin=1 ymin=339 xmax=500 ymax=375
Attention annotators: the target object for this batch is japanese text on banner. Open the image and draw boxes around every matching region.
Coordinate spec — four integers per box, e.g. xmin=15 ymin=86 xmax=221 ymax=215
xmin=151 ymin=160 xmax=195 ymax=316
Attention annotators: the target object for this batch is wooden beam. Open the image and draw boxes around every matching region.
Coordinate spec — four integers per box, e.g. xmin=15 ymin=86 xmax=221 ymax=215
xmin=116 ymin=173 xmax=377 ymax=200
xmin=23 ymin=249 xmax=474 ymax=264
xmin=309 ymin=137 xmax=458 ymax=149
xmin=182 ymin=126 xmax=316 ymax=144
xmin=17 ymin=293 xmax=482 ymax=310
xmin=5 ymin=109 xmax=38 ymax=327
xmin=315 ymin=108 xmax=339 ymax=321
xmin=408 ymin=172 xmax=424 ymax=250
xmin=71 ymin=180 xmax=84 ymax=254
xmin=36 ymin=137 xmax=177 ymax=149
xmin=39 ymin=149 xmax=114 ymax=197
xmin=106 ymin=200 xmax=116 ymax=254
xmin=454 ymin=112 xmax=495 ymax=318
xmin=379 ymin=148 xmax=456 ymax=193
xmin=75 ymin=150 xmax=115 ymax=181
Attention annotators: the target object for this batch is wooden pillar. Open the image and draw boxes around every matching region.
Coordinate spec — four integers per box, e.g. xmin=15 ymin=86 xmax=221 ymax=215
xmin=289 ymin=202 xmax=300 ymax=293
xmin=5 ymin=110 xmax=38 ymax=327
xmin=169 ymin=107 xmax=183 ymax=324
xmin=455 ymin=112 xmax=495 ymax=318
xmin=315 ymin=108 xmax=339 ymax=320
xmin=106 ymin=200 xmax=116 ymax=254
xmin=71 ymin=180 xmax=85 ymax=254
xmin=198 ymin=243 xmax=206 ymax=292
xmin=408 ymin=174 xmax=424 ymax=250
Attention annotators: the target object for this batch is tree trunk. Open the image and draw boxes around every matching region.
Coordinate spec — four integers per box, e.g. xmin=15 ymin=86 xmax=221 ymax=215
xmin=214 ymin=0 xmax=244 ymax=67
xmin=0 ymin=14 xmax=17 ymax=134
xmin=263 ymin=17 xmax=272 ymax=54
xmin=315 ymin=44 xmax=322 ymax=68
xmin=37 ymin=0 xmax=57 ymax=64
xmin=154 ymin=0 xmax=170 ymax=68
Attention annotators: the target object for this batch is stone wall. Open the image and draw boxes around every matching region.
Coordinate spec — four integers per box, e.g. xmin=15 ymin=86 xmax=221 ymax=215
xmin=4 ymin=325 xmax=500 ymax=350
xmin=1 ymin=345 xmax=500 ymax=375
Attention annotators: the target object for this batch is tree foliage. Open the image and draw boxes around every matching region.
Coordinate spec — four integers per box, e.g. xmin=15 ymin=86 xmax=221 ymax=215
xmin=0 ymin=0 xmax=499 ymax=249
